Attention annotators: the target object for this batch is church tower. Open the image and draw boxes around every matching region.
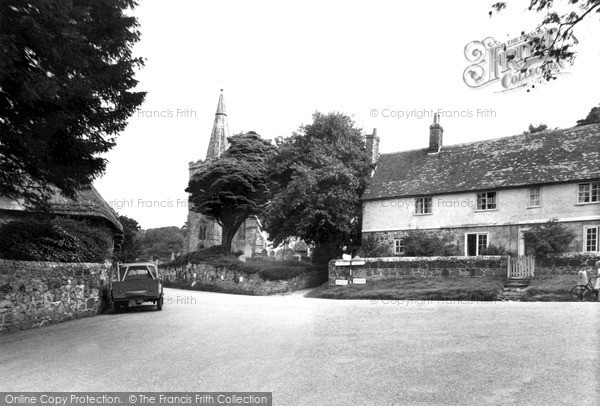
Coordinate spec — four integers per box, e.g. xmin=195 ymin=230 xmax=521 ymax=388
xmin=184 ymin=90 xmax=231 ymax=252
xmin=183 ymin=91 xmax=269 ymax=256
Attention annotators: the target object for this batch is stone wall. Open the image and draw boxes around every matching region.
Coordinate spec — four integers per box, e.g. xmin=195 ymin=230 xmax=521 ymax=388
xmin=535 ymin=254 xmax=599 ymax=275
xmin=0 ymin=260 xmax=111 ymax=333
xmin=329 ymin=256 xmax=508 ymax=285
xmin=160 ymin=262 xmax=322 ymax=295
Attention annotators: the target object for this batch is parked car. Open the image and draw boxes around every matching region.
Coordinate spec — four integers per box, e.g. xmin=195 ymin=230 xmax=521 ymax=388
xmin=111 ymin=262 xmax=164 ymax=312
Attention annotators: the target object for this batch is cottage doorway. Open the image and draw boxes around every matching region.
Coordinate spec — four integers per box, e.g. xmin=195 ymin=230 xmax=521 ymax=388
xmin=466 ymin=234 xmax=477 ymax=256
xmin=518 ymin=228 xmax=531 ymax=256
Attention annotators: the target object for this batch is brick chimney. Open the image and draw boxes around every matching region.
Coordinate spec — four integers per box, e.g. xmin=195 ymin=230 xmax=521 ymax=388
xmin=365 ymin=128 xmax=380 ymax=164
xmin=429 ymin=113 xmax=443 ymax=154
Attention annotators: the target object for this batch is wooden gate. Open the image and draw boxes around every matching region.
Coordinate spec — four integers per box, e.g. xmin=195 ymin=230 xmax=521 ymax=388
xmin=507 ymin=255 xmax=535 ymax=279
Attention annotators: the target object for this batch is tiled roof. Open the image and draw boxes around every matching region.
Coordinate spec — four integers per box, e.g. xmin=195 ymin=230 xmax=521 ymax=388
xmin=362 ymin=124 xmax=600 ymax=200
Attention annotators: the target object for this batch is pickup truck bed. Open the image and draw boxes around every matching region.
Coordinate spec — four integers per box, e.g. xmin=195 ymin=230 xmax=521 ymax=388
xmin=111 ymin=263 xmax=163 ymax=312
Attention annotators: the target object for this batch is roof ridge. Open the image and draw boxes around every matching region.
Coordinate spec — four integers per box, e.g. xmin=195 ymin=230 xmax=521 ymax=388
xmin=378 ymin=123 xmax=600 ymax=157
xmin=364 ymin=123 xmax=600 ymax=200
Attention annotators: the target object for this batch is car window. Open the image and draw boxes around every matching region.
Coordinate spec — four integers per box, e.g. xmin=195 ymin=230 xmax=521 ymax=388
xmin=124 ymin=265 xmax=155 ymax=280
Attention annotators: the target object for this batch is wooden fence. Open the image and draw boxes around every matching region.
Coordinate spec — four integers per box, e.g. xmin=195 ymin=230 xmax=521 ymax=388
xmin=507 ymin=255 xmax=535 ymax=279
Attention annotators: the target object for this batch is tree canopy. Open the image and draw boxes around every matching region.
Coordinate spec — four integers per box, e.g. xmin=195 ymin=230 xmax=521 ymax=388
xmin=263 ymin=112 xmax=372 ymax=265
xmin=137 ymin=226 xmax=185 ymax=262
xmin=490 ymin=0 xmax=600 ymax=80
xmin=115 ymin=214 xmax=141 ymax=262
xmin=0 ymin=0 xmax=145 ymax=206
xmin=186 ymin=132 xmax=275 ymax=253
xmin=576 ymin=104 xmax=600 ymax=126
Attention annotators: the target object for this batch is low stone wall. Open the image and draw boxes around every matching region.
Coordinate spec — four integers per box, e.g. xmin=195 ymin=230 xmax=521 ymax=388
xmin=160 ymin=262 xmax=322 ymax=295
xmin=536 ymin=254 xmax=599 ymax=275
xmin=329 ymin=256 xmax=508 ymax=285
xmin=0 ymin=260 xmax=111 ymax=333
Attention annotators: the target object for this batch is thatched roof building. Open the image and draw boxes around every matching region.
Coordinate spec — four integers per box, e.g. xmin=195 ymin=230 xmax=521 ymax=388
xmin=0 ymin=186 xmax=123 ymax=250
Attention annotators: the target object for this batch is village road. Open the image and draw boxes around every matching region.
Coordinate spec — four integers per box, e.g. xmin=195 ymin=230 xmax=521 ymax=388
xmin=1 ymin=288 xmax=598 ymax=405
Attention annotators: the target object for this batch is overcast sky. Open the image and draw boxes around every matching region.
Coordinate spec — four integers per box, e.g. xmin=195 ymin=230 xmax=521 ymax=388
xmin=95 ymin=0 xmax=600 ymax=229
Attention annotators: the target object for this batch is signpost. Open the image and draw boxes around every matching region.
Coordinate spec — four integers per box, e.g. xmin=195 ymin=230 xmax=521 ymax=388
xmin=333 ymin=258 xmax=367 ymax=286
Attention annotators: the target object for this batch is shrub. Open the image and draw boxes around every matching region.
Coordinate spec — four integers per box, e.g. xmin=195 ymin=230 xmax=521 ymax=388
xmin=479 ymin=244 xmax=515 ymax=256
xmin=403 ymin=230 xmax=458 ymax=257
xmin=523 ymin=219 xmax=576 ymax=258
xmin=0 ymin=216 xmax=111 ymax=262
xmin=358 ymin=234 xmax=391 ymax=257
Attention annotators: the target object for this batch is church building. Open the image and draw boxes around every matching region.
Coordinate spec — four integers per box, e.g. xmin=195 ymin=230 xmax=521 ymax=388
xmin=184 ymin=91 xmax=269 ymax=257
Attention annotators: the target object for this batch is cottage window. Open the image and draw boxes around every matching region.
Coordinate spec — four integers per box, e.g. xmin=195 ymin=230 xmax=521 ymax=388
xmin=415 ymin=197 xmax=432 ymax=214
xmin=584 ymin=226 xmax=599 ymax=252
xmin=578 ymin=182 xmax=599 ymax=203
xmin=393 ymin=239 xmax=404 ymax=255
xmin=477 ymin=234 xmax=488 ymax=253
xmin=465 ymin=233 xmax=489 ymax=256
xmin=476 ymin=192 xmax=497 ymax=210
xmin=528 ymin=186 xmax=541 ymax=207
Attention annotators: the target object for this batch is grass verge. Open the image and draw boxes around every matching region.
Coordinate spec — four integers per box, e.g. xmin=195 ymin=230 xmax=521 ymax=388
xmin=521 ymin=274 xmax=581 ymax=302
xmin=306 ymin=277 xmax=504 ymax=301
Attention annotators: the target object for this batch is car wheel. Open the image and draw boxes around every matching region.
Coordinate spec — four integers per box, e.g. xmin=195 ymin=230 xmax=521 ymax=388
xmin=156 ymin=296 xmax=163 ymax=311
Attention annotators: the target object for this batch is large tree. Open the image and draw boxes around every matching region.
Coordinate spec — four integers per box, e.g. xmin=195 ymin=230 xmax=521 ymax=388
xmin=114 ymin=214 xmax=141 ymax=262
xmin=263 ymin=112 xmax=372 ymax=265
xmin=0 ymin=0 xmax=145 ymax=206
xmin=491 ymin=0 xmax=600 ymax=80
xmin=186 ymin=132 xmax=275 ymax=253
xmin=137 ymin=226 xmax=185 ymax=262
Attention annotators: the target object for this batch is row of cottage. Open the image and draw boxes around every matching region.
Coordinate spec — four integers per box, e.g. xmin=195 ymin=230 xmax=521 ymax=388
xmin=361 ymin=115 xmax=599 ymax=257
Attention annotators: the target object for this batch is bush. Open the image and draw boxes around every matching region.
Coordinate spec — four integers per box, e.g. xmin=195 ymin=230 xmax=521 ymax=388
xmin=403 ymin=230 xmax=458 ymax=257
xmin=523 ymin=219 xmax=576 ymax=258
xmin=0 ymin=216 xmax=111 ymax=262
xmin=358 ymin=235 xmax=391 ymax=257
xmin=479 ymin=244 xmax=515 ymax=256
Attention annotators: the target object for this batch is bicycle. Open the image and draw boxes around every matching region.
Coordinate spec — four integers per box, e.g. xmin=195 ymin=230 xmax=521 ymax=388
xmin=570 ymin=275 xmax=599 ymax=302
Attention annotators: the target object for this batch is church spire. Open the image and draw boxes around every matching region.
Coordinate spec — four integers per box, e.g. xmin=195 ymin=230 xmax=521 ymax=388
xmin=206 ymin=89 xmax=230 ymax=159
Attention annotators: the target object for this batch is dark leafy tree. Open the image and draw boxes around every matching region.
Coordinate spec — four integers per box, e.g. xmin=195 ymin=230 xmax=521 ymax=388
xmin=523 ymin=123 xmax=549 ymax=134
xmin=263 ymin=112 xmax=372 ymax=265
xmin=137 ymin=226 xmax=185 ymax=262
xmin=0 ymin=0 xmax=146 ymax=207
xmin=490 ymin=0 xmax=600 ymax=80
xmin=115 ymin=214 xmax=141 ymax=262
xmin=576 ymin=104 xmax=600 ymax=126
xmin=523 ymin=219 xmax=577 ymax=258
xmin=186 ymin=132 xmax=275 ymax=253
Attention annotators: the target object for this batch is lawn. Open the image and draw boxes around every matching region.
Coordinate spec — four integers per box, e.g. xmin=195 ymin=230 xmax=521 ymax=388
xmin=522 ymin=274 xmax=587 ymax=301
xmin=306 ymin=277 xmax=504 ymax=301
